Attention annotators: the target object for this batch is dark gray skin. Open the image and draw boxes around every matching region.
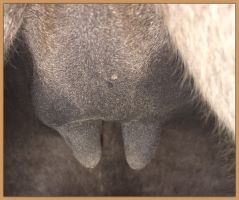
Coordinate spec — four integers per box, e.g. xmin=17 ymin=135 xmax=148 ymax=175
xmin=21 ymin=4 xmax=191 ymax=169
xmin=4 ymin=45 xmax=235 ymax=195
xmin=4 ymin=4 xmax=235 ymax=196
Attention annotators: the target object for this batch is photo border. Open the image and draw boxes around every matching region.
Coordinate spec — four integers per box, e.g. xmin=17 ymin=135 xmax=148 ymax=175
xmin=0 ymin=0 xmax=237 ymax=199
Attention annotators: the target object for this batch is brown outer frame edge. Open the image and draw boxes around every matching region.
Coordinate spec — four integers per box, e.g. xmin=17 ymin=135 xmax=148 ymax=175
xmin=0 ymin=1 xmax=237 ymax=200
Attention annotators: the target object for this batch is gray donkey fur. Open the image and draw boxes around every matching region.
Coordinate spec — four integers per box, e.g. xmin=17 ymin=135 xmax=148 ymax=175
xmin=4 ymin=3 xmax=235 ymax=176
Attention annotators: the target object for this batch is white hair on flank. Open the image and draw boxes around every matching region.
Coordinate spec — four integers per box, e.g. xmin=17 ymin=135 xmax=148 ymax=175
xmin=164 ymin=4 xmax=235 ymax=139
xmin=4 ymin=4 xmax=27 ymax=55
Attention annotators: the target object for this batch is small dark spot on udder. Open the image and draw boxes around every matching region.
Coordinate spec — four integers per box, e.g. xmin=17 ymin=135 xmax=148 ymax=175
xmin=107 ymin=81 xmax=113 ymax=88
